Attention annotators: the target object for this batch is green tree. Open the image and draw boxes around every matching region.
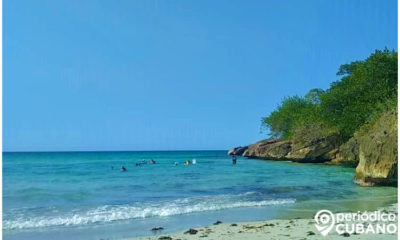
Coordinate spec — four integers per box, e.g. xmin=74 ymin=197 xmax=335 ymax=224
xmin=262 ymin=94 xmax=321 ymax=139
xmin=262 ymin=49 xmax=397 ymax=140
xmin=320 ymin=49 xmax=397 ymax=138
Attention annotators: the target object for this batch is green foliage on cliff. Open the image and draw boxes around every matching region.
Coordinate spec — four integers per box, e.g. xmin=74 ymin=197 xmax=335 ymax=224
xmin=262 ymin=49 xmax=398 ymax=140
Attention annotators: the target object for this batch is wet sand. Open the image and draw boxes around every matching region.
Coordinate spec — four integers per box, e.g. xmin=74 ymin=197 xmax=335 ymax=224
xmin=123 ymin=204 xmax=398 ymax=240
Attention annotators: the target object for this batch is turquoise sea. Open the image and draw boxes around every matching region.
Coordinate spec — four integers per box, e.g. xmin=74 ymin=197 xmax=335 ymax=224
xmin=3 ymin=151 xmax=397 ymax=240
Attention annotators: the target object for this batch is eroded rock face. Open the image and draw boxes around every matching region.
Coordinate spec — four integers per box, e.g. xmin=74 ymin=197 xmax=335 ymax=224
xmin=228 ymin=112 xmax=397 ymax=187
xmin=285 ymin=125 xmax=342 ymax=163
xmin=330 ymin=137 xmax=360 ymax=167
xmin=286 ymin=135 xmax=341 ymax=163
xmin=242 ymin=139 xmax=291 ymax=159
xmin=227 ymin=146 xmax=248 ymax=156
xmin=354 ymin=111 xmax=398 ymax=186
xmin=231 ymin=126 xmax=340 ymax=162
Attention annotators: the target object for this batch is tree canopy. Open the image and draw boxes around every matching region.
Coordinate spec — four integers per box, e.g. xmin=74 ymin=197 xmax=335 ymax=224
xmin=262 ymin=49 xmax=397 ymax=140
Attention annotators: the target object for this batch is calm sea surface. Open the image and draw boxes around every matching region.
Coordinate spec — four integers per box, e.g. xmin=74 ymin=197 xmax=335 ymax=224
xmin=3 ymin=151 xmax=397 ymax=240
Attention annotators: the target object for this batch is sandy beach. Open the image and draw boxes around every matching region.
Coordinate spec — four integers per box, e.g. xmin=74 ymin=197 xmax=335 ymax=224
xmin=125 ymin=204 xmax=398 ymax=240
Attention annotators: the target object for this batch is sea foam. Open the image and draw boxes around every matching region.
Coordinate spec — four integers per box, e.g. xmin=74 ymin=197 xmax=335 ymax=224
xmin=3 ymin=193 xmax=295 ymax=230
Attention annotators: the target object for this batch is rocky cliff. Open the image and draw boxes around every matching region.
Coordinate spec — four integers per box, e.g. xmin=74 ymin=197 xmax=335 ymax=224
xmin=230 ymin=125 xmax=341 ymax=163
xmin=242 ymin=139 xmax=291 ymax=160
xmin=354 ymin=111 xmax=397 ymax=186
xmin=229 ymin=111 xmax=397 ymax=187
xmin=329 ymin=137 xmax=359 ymax=167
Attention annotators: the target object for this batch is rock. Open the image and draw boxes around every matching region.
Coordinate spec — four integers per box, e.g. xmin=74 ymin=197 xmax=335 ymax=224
xmin=330 ymin=137 xmax=360 ymax=167
xmin=231 ymin=125 xmax=342 ymax=163
xmin=354 ymin=111 xmax=397 ymax=186
xmin=263 ymin=223 xmax=275 ymax=226
xmin=228 ymin=146 xmax=248 ymax=155
xmin=286 ymin=125 xmax=342 ymax=163
xmin=184 ymin=228 xmax=198 ymax=235
xmin=158 ymin=236 xmax=172 ymax=240
xmin=213 ymin=220 xmax=222 ymax=225
xmin=227 ymin=111 xmax=397 ymax=188
xmin=341 ymin=232 xmax=351 ymax=237
xmin=307 ymin=231 xmax=315 ymax=236
xmin=242 ymin=139 xmax=291 ymax=159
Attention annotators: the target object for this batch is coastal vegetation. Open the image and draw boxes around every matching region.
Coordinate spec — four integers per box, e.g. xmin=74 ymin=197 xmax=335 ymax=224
xmin=262 ymin=49 xmax=397 ymax=141
xmin=230 ymin=49 xmax=398 ymax=186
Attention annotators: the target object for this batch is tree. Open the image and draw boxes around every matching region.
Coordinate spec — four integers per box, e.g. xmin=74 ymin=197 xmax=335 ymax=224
xmin=262 ymin=49 xmax=397 ymax=140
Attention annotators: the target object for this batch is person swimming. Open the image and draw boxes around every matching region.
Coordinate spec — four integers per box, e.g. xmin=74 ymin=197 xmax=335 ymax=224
xmin=174 ymin=162 xmax=178 ymax=166
xmin=149 ymin=159 xmax=156 ymax=164
xmin=141 ymin=159 xmax=147 ymax=164
xmin=121 ymin=166 xmax=127 ymax=171
xmin=135 ymin=163 xmax=141 ymax=166
xmin=232 ymin=156 xmax=237 ymax=165
xmin=185 ymin=160 xmax=190 ymax=165
xmin=192 ymin=159 xmax=197 ymax=165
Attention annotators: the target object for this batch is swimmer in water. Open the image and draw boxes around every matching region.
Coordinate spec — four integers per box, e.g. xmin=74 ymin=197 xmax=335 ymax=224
xmin=121 ymin=166 xmax=127 ymax=171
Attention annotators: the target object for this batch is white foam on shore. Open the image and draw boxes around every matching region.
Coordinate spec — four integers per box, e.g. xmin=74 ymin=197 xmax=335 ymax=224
xmin=4 ymin=194 xmax=295 ymax=230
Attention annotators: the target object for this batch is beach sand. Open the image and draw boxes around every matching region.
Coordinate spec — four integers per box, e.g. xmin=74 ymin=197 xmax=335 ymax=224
xmin=124 ymin=204 xmax=398 ymax=240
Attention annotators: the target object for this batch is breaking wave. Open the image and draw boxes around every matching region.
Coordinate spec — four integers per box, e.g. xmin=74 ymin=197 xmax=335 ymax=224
xmin=4 ymin=193 xmax=295 ymax=230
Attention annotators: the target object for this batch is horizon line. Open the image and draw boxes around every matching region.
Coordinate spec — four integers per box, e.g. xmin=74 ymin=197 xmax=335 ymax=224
xmin=3 ymin=149 xmax=229 ymax=153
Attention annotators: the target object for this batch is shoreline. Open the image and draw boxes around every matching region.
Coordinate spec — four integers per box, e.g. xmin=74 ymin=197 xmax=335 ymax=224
xmin=123 ymin=204 xmax=398 ymax=240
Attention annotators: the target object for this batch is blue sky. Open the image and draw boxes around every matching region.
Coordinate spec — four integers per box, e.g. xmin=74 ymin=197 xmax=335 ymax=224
xmin=4 ymin=0 xmax=397 ymax=151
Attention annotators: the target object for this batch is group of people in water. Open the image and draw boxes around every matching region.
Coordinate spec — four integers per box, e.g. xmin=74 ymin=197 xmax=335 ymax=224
xmin=115 ymin=156 xmax=237 ymax=172
xmin=115 ymin=159 xmax=157 ymax=172
xmin=135 ymin=159 xmax=156 ymax=166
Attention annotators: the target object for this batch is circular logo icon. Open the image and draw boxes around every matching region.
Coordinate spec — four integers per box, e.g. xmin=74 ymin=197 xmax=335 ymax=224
xmin=314 ymin=209 xmax=335 ymax=236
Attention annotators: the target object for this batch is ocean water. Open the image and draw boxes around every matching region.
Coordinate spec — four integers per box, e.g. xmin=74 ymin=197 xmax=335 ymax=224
xmin=3 ymin=151 xmax=397 ymax=240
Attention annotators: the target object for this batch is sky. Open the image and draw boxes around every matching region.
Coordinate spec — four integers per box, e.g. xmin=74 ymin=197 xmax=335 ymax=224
xmin=3 ymin=0 xmax=398 ymax=151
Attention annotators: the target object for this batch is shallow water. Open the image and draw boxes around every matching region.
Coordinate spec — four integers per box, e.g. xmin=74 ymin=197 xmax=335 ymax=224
xmin=3 ymin=151 xmax=397 ymax=240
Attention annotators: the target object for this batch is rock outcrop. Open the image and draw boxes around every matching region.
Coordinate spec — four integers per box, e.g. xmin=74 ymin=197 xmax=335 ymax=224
xmin=286 ymin=125 xmax=342 ymax=163
xmin=329 ymin=137 xmax=360 ymax=167
xmin=230 ymin=125 xmax=341 ymax=163
xmin=242 ymin=139 xmax=291 ymax=159
xmin=228 ymin=146 xmax=248 ymax=156
xmin=228 ymin=111 xmax=397 ymax=187
xmin=354 ymin=111 xmax=397 ymax=186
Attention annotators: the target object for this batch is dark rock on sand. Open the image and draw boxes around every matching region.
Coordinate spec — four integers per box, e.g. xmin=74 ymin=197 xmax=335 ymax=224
xmin=263 ymin=223 xmax=275 ymax=227
xmin=184 ymin=228 xmax=198 ymax=235
xmin=307 ymin=231 xmax=315 ymax=236
xmin=213 ymin=220 xmax=222 ymax=225
xmin=158 ymin=236 xmax=172 ymax=240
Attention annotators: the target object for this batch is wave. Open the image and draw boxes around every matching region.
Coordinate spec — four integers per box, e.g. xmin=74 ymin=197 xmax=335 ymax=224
xmin=3 ymin=193 xmax=295 ymax=230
